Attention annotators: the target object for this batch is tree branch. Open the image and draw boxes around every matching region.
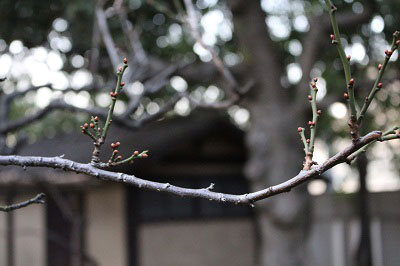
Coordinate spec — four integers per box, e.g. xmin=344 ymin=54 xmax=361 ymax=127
xmin=0 ymin=193 xmax=46 ymax=212
xmin=0 ymin=131 xmax=382 ymax=206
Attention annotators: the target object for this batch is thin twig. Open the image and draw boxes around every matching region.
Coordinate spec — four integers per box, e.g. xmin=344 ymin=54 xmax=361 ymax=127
xmin=357 ymin=31 xmax=400 ymax=124
xmin=0 ymin=193 xmax=46 ymax=212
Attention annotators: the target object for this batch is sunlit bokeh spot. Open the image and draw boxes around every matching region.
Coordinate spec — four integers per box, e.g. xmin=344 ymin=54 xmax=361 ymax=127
xmin=146 ymin=102 xmax=160 ymax=115
xmin=9 ymin=40 xmax=24 ymax=54
xmin=129 ymin=81 xmax=144 ymax=95
xmin=293 ymin=15 xmax=309 ymax=32
xmin=370 ymin=15 xmax=384 ymax=33
xmin=53 ymin=18 xmax=68 ymax=32
xmin=47 ymin=51 xmax=64 ymax=70
xmin=286 ymin=63 xmax=302 ymax=84
xmin=288 ymin=39 xmax=302 ymax=56
xmin=203 ymin=85 xmax=220 ymax=103
xmin=193 ymin=42 xmax=212 ymax=62
xmin=266 ymin=16 xmax=291 ymax=40
xmin=307 ymin=180 xmax=327 ymax=196
xmin=71 ymin=69 xmax=92 ymax=89
xmin=170 ymin=76 xmax=188 ymax=92
xmin=174 ymin=97 xmax=191 ymax=116
xmin=71 ymin=55 xmax=85 ymax=68
xmin=352 ymin=2 xmax=364 ymax=14
xmin=35 ymin=87 xmax=53 ymax=108
xmin=329 ymin=102 xmax=347 ymax=119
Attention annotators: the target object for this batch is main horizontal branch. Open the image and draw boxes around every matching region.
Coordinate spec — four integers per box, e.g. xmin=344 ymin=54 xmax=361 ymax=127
xmin=0 ymin=131 xmax=382 ymax=206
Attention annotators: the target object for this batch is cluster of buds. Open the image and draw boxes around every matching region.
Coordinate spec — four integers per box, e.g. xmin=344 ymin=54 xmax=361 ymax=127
xmin=107 ymin=139 xmax=149 ymax=166
xmin=80 ymin=116 xmax=102 ymax=142
xmin=298 ymin=77 xmax=322 ymax=161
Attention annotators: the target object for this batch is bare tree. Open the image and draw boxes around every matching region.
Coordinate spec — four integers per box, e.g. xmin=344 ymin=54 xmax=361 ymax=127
xmin=1 ymin=0 xmax=400 ymax=265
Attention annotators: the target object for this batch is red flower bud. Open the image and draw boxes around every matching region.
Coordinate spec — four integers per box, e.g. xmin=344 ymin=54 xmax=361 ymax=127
xmin=313 ymin=77 xmax=318 ymax=82
xmin=378 ymin=64 xmax=382 ymax=70
xmin=133 ymin=151 xmax=139 ymax=156
xmin=117 ymin=155 xmax=122 ymax=160
xmin=141 ymin=153 xmax=148 ymax=158
xmin=118 ymin=66 xmax=123 ymax=72
xmin=317 ymin=110 xmax=322 ymax=115
xmin=298 ymin=127 xmax=303 ymax=133
xmin=396 ymin=40 xmax=400 ymax=46
xmin=113 ymin=150 xmax=119 ymax=154
xmin=120 ymin=82 xmax=125 ymax=87
xmin=330 ymin=34 xmax=335 ymax=40
xmin=377 ymin=83 xmax=383 ymax=89
xmin=123 ymin=58 xmax=128 ymax=64
xmin=94 ymin=116 xmax=99 ymax=122
xmin=311 ymin=82 xmax=316 ymax=88
xmin=349 ymin=78 xmax=354 ymax=86
xmin=344 ymin=93 xmax=349 ymax=99
xmin=347 ymin=55 xmax=351 ymax=61
xmin=83 ymin=123 xmax=89 ymax=129
xmin=385 ymin=50 xmax=393 ymax=56
xmin=308 ymin=95 xmax=312 ymax=101
xmin=89 ymin=123 xmax=94 ymax=128
xmin=308 ymin=121 xmax=313 ymax=126
xmin=111 ymin=143 xmax=116 ymax=149
xmin=306 ymin=139 xmax=310 ymax=143
xmin=115 ymin=142 xmax=120 ymax=147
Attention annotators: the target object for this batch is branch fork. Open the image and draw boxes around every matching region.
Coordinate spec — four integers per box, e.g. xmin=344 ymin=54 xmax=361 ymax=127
xmin=78 ymin=58 xmax=149 ymax=168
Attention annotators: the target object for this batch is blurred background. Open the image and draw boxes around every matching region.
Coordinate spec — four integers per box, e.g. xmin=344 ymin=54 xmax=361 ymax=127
xmin=0 ymin=0 xmax=400 ymax=265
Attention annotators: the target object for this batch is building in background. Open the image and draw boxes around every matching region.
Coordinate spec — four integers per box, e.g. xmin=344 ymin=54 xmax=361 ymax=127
xmin=1 ymin=113 xmax=400 ymax=266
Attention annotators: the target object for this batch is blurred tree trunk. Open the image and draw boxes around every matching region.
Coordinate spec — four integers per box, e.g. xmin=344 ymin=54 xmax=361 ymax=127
xmin=356 ymin=154 xmax=372 ymax=266
xmin=230 ymin=1 xmax=310 ymax=265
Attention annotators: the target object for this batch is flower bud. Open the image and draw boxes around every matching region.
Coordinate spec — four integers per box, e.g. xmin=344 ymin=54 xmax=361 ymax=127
xmin=133 ymin=151 xmax=139 ymax=156
xmin=311 ymin=82 xmax=316 ymax=88
xmin=120 ymin=82 xmax=125 ymax=87
xmin=317 ymin=110 xmax=322 ymax=115
xmin=123 ymin=58 xmax=128 ymax=64
xmin=347 ymin=55 xmax=351 ymax=61
xmin=90 ymin=123 xmax=95 ymax=128
xmin=377 ymin=82 xmax=383 ymax=89
xmin=396 ymin=40 xmax=400 ymax=46
xmin=306 ymin=139 xmax=310 ymax=143
xmin=308 ymin=95 xmax=312 ymax=101
xmin=118 ymin=66 xmax=123 ymax=72
xmin=313 ymin=77 xmax=318 ymax=82
xmin=83 ymin=123 xmax=89 ymax=129
xmin=344 ymin=93 xmax=349 ymax=100
xmin=117 ymin=155 xmax=122 ymax=161
xmin=141 ymin=153 xmax=148 ymax=158
xmin=349 ymin=78 xmax=354 ymax=86
xmin=385 ymin=50 xmax=393 ymax=56
xmin=378 ymin=64 xmax=382 ymax=70
xmin=298 ymin=127 xmax=303 ymax=133
xmin=113 ymin=150 xmax=118 ymax=155
xmin=94 ymin=116 xmax=99 ymax=122
xmin=330 ymin=34 xmax=335 ymax=40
